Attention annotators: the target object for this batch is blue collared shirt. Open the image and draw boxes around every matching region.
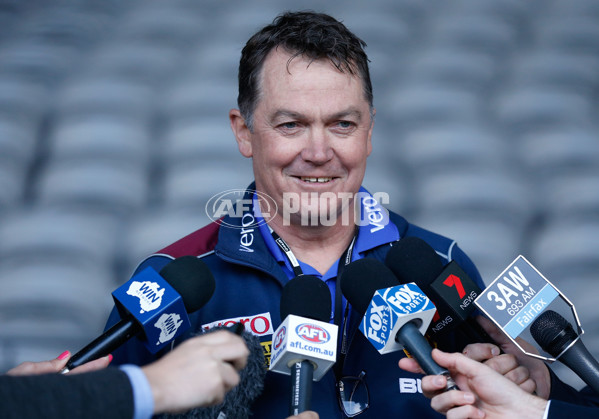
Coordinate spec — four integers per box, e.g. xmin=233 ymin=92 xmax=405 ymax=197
xmin=120 ymin=364 xmax=154 ymax=419
xmin=254 ymin=187 xmax=400 ymax=320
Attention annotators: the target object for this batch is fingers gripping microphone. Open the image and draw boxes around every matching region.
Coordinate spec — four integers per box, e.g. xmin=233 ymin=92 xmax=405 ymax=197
xmin=385 ymin=237 xmax=493 ymax=346
xmin=161 ymin=324 xmax=267 ymax=419
xmin=64 ymin=256 xmax=215 ymax=372
xmin=531 ymin=310 xmax=599 ymax=394
xmin=340 ymin=258 xmax=458 ymax=391
xmin=269 ymin=275 xmax=338 ymax=415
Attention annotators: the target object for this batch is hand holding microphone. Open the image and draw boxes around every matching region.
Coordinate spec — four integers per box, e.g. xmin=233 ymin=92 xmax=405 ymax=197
xmin=400 ymin=348 xmax=549 ymax=419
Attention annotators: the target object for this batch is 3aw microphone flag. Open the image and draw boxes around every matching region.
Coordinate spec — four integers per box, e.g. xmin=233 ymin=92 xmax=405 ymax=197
xmin=475 ymin=255 xmax=581 ymax=361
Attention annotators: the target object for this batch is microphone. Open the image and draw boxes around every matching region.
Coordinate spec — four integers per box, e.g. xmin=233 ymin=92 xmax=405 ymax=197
xmin=160 ymin=324 xmax=267 ymax=419
xmin=385 ymin=237 xmax=493 ymax=346
xmin=269 ymin=275 xmax=338 ymax=415
xmin=340 ymin=258 xmax=458 ymax=391
xmin=531 ymin=310 xmax=599 ymax=394
xmin=63 ymin=256 xmax=215 ymax=372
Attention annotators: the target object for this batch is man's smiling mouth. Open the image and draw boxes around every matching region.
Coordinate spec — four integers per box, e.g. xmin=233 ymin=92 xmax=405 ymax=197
xmin=299 ymin=177 xmax=333 ymax=183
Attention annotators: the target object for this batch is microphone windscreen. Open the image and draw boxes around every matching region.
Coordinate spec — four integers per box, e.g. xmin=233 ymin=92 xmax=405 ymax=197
xmin=280 ymin=275 xmax=331 ymax=322
xmin=385 ymin=237 xmax=443 ymax=288
xmin=159 ymin=326 xmax=267 ymax=419
xmin=340 ymin=258 xmax=399 ymax=315
xmin=159 ymin=256 xmax=216 ymax=313
xmin=530 ymin=310 xmax=578 ymax=357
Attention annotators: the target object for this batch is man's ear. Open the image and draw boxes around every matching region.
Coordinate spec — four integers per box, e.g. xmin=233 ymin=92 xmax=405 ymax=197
xmin=229 ymin=109 xmax=253 ymax=158
xmin=366 ymin=107 xmax=375 ymax=157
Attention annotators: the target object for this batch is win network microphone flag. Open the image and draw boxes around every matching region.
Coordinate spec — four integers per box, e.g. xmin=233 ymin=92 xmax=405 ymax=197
xmin=112 ymin=266 xmax=190 ymax=353
xmin=65 ymin=256 xmax=215 ymax=372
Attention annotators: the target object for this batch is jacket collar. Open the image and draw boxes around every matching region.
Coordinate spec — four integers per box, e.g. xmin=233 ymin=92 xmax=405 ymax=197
xmin=214 ymin=183 xmax=288 ymax=286
xmin=214 ymin=183 xmax=401 ymax=285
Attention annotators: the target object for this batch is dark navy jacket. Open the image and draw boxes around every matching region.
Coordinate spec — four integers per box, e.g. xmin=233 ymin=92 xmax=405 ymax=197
xmin=108 ymin=187 xmax=487 ymax=418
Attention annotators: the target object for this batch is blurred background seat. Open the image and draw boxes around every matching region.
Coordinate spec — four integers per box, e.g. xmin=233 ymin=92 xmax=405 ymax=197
xmin=0 ymin=0 xmax=598 ymax=390
xmin=490 ymin=86 xmax=595 ymax=135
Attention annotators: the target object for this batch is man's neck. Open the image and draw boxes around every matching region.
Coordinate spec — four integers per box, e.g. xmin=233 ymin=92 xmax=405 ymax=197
xmin=267 ymin=215 xmax=357 ymax=275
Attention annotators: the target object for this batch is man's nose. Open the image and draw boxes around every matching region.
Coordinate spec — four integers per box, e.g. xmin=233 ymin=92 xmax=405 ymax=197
xmin=300 ymin=129 xmax=334 ymax=164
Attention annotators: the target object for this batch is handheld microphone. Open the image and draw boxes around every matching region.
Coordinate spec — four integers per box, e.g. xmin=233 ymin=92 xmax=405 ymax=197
xmin=531 ymin=310 xmax=599 ymax=394
xmin=385 ymin=237 xmax=493 ymax=346
xmin=269 ymin=275 xmax=338 ymax=415
xmin=161 ymin=324 xmax=267 ymax=419
xmin=340 ymin=258 xmax=458 ymax=391
xmin=63 ymin=256 xmax=215 ymax=372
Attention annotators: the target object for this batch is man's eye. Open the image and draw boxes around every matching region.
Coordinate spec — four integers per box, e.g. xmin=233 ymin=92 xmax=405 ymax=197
xmin=281 ymin=122 xmax=297 ymax=129
xmin=338 ymin=121 xmax=352 ymax=128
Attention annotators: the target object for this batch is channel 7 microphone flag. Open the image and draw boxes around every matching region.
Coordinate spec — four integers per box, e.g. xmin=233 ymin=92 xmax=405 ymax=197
xmin=385 ymin=236 xmax=492 ymax=346
xmin=64 ymin=256 xmax=215 ymax=372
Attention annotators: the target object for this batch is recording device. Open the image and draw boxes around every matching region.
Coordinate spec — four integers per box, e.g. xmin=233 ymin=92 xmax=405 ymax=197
xmin=385 ymin=236 xmax=492 ymax=346
xmin=340 ymin=258 xmax=458 ymax=391
xmin=269 ymin=275 xmax=338 ymax=415
xmin=531 ymin=310 xmax=599 ymax=394
xmin=63 ymin=256 xmax=215 ymax=372
xmin=161 ymin=324 xmax=267 ymax=419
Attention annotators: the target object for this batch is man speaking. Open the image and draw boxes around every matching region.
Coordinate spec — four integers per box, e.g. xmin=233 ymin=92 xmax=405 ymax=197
xmin=106 ymin=11 xmax=497 ymax=418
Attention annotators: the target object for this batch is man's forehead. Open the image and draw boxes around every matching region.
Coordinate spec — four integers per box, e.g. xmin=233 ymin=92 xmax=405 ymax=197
xmin=260 ymin=48 xmax=358 ymax=85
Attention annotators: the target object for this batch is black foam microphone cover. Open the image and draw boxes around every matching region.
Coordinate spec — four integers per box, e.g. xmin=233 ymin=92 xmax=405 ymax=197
xmin=159 ymin=325 xmax=267 ymax=419
xmin=385 ymin=236 xmax=444 ymax=284
xmin=385 ymin=237 xmax=495 ymax=347
xmin=280 ymin=275 xmax=331 ymax=322
xmin=159 ymin=256 xmax=216 ymax=312
xmin=339 ymin=257 xmax=399 ymax=315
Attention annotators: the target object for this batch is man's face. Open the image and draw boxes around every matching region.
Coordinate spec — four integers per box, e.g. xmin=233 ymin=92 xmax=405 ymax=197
xmin=233 ymin=48 xmax=374 ymax=226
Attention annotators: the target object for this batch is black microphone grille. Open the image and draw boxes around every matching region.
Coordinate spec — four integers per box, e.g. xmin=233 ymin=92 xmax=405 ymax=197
xmin=280 ymin=275 xmax=331 ymax=323
xmin=530 ymin=310 xmax=578 ymax=357
xmin=159 ymin=256 xmax=216 ymax=313
xmin=340 ymin=258 xmax=398 ymax=316
xmin=385 ymin=236 xmax=444 ymax=288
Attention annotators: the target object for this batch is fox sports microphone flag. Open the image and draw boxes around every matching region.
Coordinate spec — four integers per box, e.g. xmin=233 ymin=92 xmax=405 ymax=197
xmin=341 ymin=258 xmax=437 ymax=355
xmin=341 ymin=258 xmax=458 ymax=390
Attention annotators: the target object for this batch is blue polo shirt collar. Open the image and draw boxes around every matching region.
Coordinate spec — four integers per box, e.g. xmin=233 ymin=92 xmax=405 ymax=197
xmin=254 ymin=187 xmax=399 ymax=281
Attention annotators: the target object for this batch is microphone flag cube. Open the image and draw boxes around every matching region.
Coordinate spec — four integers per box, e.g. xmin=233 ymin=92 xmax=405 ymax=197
xmin=360 ymin=283 xmax=437 ymax=355
xmin=112 ymin=266 xmax=190 ymax=353
xmin=270 ymin=314 xmax=338 ymax=381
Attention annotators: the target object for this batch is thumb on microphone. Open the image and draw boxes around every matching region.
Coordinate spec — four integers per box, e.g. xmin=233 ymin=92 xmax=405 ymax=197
xmin=144 ymin=329 xmax=250 ymax=415
xmin=475 ymin=316 xmax=551 ymax=398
